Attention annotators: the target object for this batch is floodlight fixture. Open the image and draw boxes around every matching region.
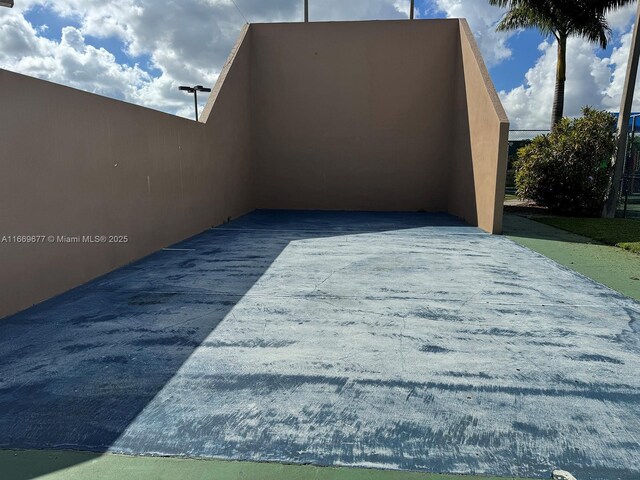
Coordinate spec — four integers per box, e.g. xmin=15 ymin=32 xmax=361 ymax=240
xmin=179 ymin=85 xmax=212 ymax=121
xmin=0 ymin=1 xmax=14 ymax=8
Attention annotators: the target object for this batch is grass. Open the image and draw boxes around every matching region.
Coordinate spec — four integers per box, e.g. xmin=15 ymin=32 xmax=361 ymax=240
xmin=0 ymin=449 xmax=536 ymax=480
xmin=531 ymin=216 xmax=640 ymax=254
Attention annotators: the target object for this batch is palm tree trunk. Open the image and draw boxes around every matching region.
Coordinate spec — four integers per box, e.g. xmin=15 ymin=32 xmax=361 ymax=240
xmin=551 ymin=34 xmax=567 ymax=128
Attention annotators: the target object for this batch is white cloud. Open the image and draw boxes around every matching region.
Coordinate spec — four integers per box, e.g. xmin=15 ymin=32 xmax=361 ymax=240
xmin=500 ymin=38 xmax=614 ymax=129
xmin=0 ymin=12 xmax=150 ymax=102
xmin=307 ymin=0 xmax=407 ymax=21
xmin=602 ymin=25 xmax=640 ymax=114
xmin=433 ymin=1 xmax=640 ymax=129
xmin=0 ymin=0 xmax=414 ymax=118
xmin=2 ymin=0 xmax=640 ymax=126
xmin=607 ymin=3 xmax=636 ymax=33
xmin=393 ymin=0 xmax=411 ymax=18
xmin=434 ymin=0 xmax=512 ymax=67
xmin=499 ymin=6 xmax=640 ymax=129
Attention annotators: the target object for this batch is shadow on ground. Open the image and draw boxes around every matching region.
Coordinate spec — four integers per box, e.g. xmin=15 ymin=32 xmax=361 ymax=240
xmin=502 ymin=212 xmax=597 ymax=245
xmin=0 ymin=211 xmax=466 ymax=479
xmin=1 ymin=211 xmax=640 ymax=480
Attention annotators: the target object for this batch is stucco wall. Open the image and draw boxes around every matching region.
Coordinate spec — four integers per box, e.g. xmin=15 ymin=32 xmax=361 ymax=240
xmin=0 ymin=25 xmax=253 ymax=319
xmin=251 ymin=20 xmax=459 ymax=211
xmin=0 ymin=20 xmax=508 ymax=319
xmin=449 ymin=20 xmax=509 ymax=233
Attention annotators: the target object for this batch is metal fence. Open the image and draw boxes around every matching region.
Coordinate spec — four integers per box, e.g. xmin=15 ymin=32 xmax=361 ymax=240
xmin=507 ymin=130 xmax=550 ymax=166
xmin=505 ymin=127 xmax=640 ymax=219
xmin=619 ymin=176 xmax=640 ymax=219
xmin=505 ymin=130 xmax=550 ymax=196
xmin=618 ymin=127 xmax=640 ymax=218
xmin=508 ymin=129 xmax=550 ymax=142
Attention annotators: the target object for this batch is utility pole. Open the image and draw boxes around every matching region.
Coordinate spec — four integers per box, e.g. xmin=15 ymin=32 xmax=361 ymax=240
xmin=304 ymin=0 xmax=308 ymax=22
xmin=410 ymin=0 xmax=414 ymax=20
xmin=604 ymin=2 xmax=640 ymax=218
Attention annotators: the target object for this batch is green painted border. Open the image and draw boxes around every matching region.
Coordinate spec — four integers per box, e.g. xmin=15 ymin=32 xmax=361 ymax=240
xmin=504 ymin=214 xmax=640 ymax=301
xmin=1 ymin=450 xmax=535 ymax=480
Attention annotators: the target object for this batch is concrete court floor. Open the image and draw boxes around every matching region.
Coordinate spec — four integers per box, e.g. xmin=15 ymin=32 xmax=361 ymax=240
xmin=0 ymin=210 xmax=639 ymax=480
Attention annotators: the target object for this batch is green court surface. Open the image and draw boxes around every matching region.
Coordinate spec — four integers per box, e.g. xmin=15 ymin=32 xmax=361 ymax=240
xmin=1 ymin=450 xmax=534 ymax=480
xmin=504 ymin=214 xmax=640 ymax=301
xmin=532 ymin=216 xmax=640 ymax=254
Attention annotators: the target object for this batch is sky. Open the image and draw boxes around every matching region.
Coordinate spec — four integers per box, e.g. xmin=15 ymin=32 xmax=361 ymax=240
xmin=0 ymin=0 xmax=639 ymax=128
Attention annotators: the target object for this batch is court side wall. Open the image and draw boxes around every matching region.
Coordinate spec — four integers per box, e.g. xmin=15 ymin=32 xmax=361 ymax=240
xmin=251 ymin=20 xmax=460 ymax=212
xmin=0 ymin=25 xmax=252 ymax=319
xmin=448 ymin=19 xmax=509 ymax=234
xmin=0 ymin=20 xmax=509 ymax=319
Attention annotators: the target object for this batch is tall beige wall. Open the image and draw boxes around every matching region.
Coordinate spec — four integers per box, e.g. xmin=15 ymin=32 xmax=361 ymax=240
xmin=0 ymin=25 xmax=253 ymax=319
xmin=0 ymin=20 xmax=508 ymax=319
xmin=449 ymin=20 xmax=509 ymax=233
xmin=251 ymin=20 xmax=460 ymax=211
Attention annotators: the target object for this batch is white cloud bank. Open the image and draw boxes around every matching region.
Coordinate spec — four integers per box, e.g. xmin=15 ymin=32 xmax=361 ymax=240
xmin=1 ymin=0 xmax=639 ymax=126
xmin=498 ymin=4 xmax=639 ymax=128
xmin=433 ymin=0 xmax=512 ymax=67
xmin=433 ymin=1 xmax=640 ymax=129
xmin=0 ymin=0 xmax=408 ymax=118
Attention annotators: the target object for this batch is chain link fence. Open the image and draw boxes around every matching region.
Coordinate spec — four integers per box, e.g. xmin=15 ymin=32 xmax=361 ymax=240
xmin=508 ymin=130 xmax=550 ymax=142
xmin=506 ymin=130 xmax=550 ymax=196
xmin=618 ymin=131 xmax=640 ymax=219
xmin=506 ymin=128 xmax=640 ymax=220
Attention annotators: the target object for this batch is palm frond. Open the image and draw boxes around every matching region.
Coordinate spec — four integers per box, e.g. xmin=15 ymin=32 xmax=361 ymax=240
xmin=490 ymin=0 xmax=625 ymax=48
xmin=496 ymin=5 xmax=559 ymax=38
xmin=573 ymin=12 xmax=612 ymax=48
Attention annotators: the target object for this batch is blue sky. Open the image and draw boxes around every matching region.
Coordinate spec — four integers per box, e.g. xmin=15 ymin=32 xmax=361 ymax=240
xmin=20 ymin=0 xmax=537 ymax=91
xmin=22 ymin=4 xmax=159 ymax=75
xmin=1 ymin=0 xmax=638 ymax=127
xmin=490 ymin=28 xmax=545 ymax=92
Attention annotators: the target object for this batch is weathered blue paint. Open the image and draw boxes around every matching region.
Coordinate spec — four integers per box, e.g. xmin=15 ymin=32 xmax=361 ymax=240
xmin=0 ymin=211 xmax=639 ymax=479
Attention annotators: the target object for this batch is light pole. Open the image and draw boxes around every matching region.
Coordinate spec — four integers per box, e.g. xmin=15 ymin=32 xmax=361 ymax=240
xmin=604 ymin=2 xmax=640 ymax=218
xmin=410 ymin=0 xmax=414 ymax=20
xmin=179 ymin=85 xmax=211 ymax=122
xmin=304 ymin=0 xmax=308 ymax=22
xmin=0 ymin=1 xmax=14 ymax=8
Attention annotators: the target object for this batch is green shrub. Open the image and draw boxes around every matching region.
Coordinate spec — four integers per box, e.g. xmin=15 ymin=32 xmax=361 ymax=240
xmin=515 ymin=107 xmax=616 ymax=216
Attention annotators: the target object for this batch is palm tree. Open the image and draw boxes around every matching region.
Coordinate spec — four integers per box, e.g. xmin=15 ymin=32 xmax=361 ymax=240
xmin=489 ymin=0 xmax=634 ymax=127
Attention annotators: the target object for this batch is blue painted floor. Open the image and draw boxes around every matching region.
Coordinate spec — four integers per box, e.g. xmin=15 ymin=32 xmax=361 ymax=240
xmin=0 ymin=211 xmax=639 ymax=479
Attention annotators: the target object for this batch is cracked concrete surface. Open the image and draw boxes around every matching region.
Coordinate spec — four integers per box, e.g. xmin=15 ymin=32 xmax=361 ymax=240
xmin=0 ymin=211 xmax=639 ymax=479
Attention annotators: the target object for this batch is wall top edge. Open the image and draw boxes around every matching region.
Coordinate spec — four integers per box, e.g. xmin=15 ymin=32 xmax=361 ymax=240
xmin=0 ymin=68 xmax=201 ymax=125
xmin=199 ymin=23 xmax=250 ymax=124
xmin=458 ymin=19 xmax=510 ymax=125
xmin=249 ymin=18 xmax=460 ymax=27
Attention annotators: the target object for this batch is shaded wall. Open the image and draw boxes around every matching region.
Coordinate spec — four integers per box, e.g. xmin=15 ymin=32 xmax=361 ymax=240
xmin=251 ymin=20 xmax=459 ymax=211
xmin=449 ymin=20 xmax=509 ymax=233
xmin=0 ymin=25 xmax=253 ymax=319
